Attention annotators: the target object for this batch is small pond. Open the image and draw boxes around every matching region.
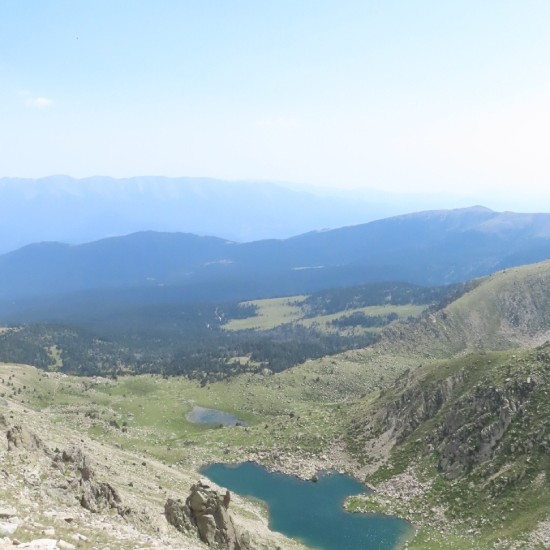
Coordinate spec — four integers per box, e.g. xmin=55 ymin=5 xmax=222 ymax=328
xmin=202 ymin=462 xmax=411 ymax=550
xmin=186 ymin=405 xmax=247 ymax=426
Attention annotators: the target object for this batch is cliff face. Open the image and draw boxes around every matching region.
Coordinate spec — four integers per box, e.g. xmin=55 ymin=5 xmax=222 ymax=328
xmin=348 ymin=342 xmax=550 ymax=544
xmin=432 ymin=375 xmax=537 ymax=480
xmin=377 ymin=369 xmax=469 ymax=447
xmin=358 ymin=348 xmax=547 ymax=481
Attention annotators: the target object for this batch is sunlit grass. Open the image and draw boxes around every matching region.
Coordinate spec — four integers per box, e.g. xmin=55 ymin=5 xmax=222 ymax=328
xmin=223 ymin=294 xmax=427 ymax=334
xmin=223 ymin=296 xmax=307 ymax=330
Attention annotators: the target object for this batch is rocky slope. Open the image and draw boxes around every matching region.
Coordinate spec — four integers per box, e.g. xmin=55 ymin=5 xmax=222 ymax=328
xmin=0 ymin=382 xmax=304 ymax=550
xmin=346 ymin=339 xmax=550 ymax=546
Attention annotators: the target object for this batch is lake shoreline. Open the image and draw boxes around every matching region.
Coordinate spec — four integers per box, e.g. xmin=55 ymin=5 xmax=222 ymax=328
xmin=201 ymin=461 xmax=413 ymax=550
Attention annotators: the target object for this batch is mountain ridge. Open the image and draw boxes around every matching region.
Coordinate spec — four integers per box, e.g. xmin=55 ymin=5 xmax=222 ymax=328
xmin=0 ymin=206 xmax=550 ymax=313
xmin=0 ymin=175 xmax=393 ymax=252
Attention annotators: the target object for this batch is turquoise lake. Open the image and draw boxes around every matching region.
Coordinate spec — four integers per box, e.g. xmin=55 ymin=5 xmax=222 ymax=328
xmin=202 ymin=462 xmax=411 ymax=550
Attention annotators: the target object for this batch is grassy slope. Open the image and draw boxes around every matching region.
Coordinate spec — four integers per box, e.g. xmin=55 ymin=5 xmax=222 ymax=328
xmin=379 ymin=261 xmax=550 ymax=359
xmin=334 ymin=261 xmax=550 ymax=549
xmin=0 ymin=357 xmax=354 ymax=479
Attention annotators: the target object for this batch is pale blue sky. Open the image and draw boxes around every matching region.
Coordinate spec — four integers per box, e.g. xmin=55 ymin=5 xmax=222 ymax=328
xmin=1 ymin=1 xmax=550 ymax=208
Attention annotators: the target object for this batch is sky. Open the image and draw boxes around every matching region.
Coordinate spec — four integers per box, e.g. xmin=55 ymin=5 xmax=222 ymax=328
xmin=1 ymin=0 xmax=550 ymax=210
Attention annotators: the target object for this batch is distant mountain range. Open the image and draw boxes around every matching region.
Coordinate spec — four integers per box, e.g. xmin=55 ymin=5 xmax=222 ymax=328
xmin=1 ymin=205 xmax=550 ymax=324
xmin=0 ymin=175 xmax=504 ymax=254
xmin=0 ymin=175 xmax=405 ymax=252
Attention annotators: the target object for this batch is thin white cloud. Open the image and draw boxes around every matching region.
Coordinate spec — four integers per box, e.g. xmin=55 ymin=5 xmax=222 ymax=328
xmin=30 ymin=97 xmax=54 ymax=107
xmin=18 ymin=91 xmax=54 ymax=108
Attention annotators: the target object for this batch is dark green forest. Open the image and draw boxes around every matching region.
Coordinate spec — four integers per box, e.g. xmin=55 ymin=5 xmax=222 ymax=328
xmin=0 ymin=281 xmax=468 ymax=381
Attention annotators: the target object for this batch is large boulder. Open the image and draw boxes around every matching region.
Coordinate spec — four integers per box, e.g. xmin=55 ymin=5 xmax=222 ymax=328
xmin=165 ymin=480 xmax=249 ymax=549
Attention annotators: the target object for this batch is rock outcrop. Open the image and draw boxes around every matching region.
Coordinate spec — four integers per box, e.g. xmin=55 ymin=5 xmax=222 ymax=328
xmin=52 ymin=446 xmax=128 ymax=515
xmin=164 ymin=498 xmax=195 ymax=534
xmin=165 ymin=480 xmax=249 ymax=549
xmin=4 ymin=417 xmax=127 ymax=517
xmin=0 ymin=506 xmax=20 ymax=540
xmin=6 ymin=424 xmax=49 ymax=454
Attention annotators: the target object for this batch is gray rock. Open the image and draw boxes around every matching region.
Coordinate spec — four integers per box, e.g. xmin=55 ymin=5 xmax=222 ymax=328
xmin=6 ymin=424 xmax=48 ymax=454
xmin=189 ymin=490 xmax=208 ymax=512
xmin=53 ymin=446 xmax=126 ymax=515
xmin=196 ymin=513 xmax=218 ymax=544
xmin=164 ymin=498 xmax=194 ymax=533
xmin=80 ymin=478 xmax=122 ymax=513
xmin=165 ymin=481 xmax=250 ymax=549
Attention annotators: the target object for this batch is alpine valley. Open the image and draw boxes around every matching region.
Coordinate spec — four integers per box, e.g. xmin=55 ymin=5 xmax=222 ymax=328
xmin=2 ymin=205 xmax=550 ymax=549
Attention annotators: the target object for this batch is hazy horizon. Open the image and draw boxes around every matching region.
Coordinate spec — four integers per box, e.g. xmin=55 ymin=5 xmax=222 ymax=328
xmin=2 ymin=1 xmax=549 ymax=211
xmin=0 ymin=174 xmax=531 ymax=256
xmin=0 ymin=173 xmax=545 ymax=215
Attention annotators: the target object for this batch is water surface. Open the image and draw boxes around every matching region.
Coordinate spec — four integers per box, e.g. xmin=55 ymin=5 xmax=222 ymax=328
xmin=202 ymin=461 xmax=411 ymax=550
xmin=186 ymin=405 xmax=246 ymax=426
